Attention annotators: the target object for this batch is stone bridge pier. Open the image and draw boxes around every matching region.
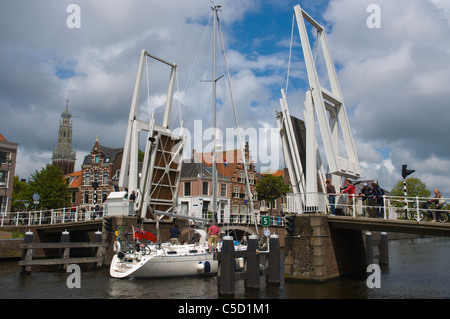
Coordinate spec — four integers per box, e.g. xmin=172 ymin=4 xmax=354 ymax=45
xmin=284 ymin=214 xmax=367 ymax=282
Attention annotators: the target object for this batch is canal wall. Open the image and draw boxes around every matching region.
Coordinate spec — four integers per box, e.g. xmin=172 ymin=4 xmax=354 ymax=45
xmin=284 ymin=214 xmax=367 ymax=282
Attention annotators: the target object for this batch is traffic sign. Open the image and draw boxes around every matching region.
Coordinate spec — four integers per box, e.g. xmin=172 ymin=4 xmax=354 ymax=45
xmin=261 ymin=215 xmax=270 ymax=227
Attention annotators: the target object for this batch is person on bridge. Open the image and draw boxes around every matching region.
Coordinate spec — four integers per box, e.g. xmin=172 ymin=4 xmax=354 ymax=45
xmin=359 ymin=183 xmax=374 ymax=217
xmin=208 ymin=223 xmax=220 ymax=253
xmin=425 ymin=188 xmax=444 ymax=222
xmin=326 ymin=179 xmax=336 ymax=215
xmin=341 ymin=180 xmax=356 ymax=215
xmin=372 ymin=183 xmax=385 ymax=218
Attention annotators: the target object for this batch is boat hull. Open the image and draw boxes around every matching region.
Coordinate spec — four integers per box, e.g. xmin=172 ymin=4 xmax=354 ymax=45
xmin=110 ymin=244 xmax=218 ymax=279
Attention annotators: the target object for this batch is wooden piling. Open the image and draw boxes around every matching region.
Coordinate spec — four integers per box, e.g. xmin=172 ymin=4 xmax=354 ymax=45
xmin=20 ymin=230 xmax=34 ymax=274
xmin=92 ymin=230 xmax=104 ymax=269
xmin=267 ymin=234 xmax=280 ymax=284
xmin=59 ymin=230 xmax=70 ymax=271
xmin=18 ymin=230 xmax=107 ymax=273
xmin=218 ymin=236 xmax=235 ymax=295
xmin=217 ymin=234 xmax=281 ymax=295
xmin=245 ymin=235 xmax=260 ymax=290
xmin=365 ymin=231 xmax=373 ymax=265
xmin=379 ymin=232 xmax=389 ymax=265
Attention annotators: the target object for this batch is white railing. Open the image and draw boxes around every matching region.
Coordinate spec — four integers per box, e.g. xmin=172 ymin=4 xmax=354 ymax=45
xmin=0 ymin=204 xmax=105 ymax=226
xmin=286 ymin=192 xmax=328 ymax=214
xmin=285 ymin=192 xmax=450 ymax=222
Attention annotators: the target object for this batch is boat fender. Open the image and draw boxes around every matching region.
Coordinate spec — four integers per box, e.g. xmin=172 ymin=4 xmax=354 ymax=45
xmin=113 ymin=241 xmax=121 ymax=253
xmin=197 ymin=262 xmax=205 ymax=272
xmin=204 ymin=261 xmax=211 ymax=273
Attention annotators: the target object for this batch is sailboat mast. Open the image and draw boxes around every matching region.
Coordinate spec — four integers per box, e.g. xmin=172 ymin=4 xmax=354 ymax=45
xmin=211 ymin=5 xmax=221 ymax=223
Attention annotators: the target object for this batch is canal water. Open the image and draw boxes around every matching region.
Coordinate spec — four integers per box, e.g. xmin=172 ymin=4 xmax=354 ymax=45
xmin=1 ymin=237 xmax=449 ymax=299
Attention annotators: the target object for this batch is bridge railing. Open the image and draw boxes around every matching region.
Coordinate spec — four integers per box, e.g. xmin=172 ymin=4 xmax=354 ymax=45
xmin=285 ymin=192 xmax=449 ymax=221
xmin=0 ymin=204 xmax=105 ymax=226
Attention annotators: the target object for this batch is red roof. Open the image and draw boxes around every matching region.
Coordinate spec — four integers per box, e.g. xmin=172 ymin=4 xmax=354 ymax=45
xmin=0 ymin=133 xmax=6 ymax=141
xmin=66 ymin=170 xmax=82 ymax=188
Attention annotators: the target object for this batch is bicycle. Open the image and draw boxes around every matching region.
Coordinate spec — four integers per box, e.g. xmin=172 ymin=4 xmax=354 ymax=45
xmin=114 ymin=231 xmax=152 ymax=255
xmin=413 ymin=202 xmax=449 ymax=223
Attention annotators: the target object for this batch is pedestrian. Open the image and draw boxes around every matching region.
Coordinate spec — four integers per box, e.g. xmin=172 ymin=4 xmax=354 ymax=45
xmin=326 ymin=179 xmax=336 ymax=215
xmin=208 ymin=223 xmax=220 ymax=253
xmin=341 ymin=180 xmax=356 ymax=215
xmin=129 ymin=190 xmax=136 ymax=216
xmin=359 ymin=183 xmax=373 ymax=217
xmin=169 ymin=224 xmax=180 ymax=245
xmin=426 ymin=188 xmax=445 ymax=222
xmin=372 ymin=182 xmax=384 ymax=218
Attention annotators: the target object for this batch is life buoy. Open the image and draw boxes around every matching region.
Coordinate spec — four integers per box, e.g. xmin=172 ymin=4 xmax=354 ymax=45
xmin=113 ymin=241 xmax=121 ymax=253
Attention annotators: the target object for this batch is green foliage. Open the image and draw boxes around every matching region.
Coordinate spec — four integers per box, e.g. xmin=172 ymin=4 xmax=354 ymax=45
xmin=256 ymin=174 xmax=290 ymax=213
xmin=390 ymin=177 xmax=431 ymax=208
xmin=25 ymin=164 xmax=70 ymax=210
xmin=391 ymin=177 xmax=431 ymax=198
xmin=11 ymin=176 xmax=29 ymax=210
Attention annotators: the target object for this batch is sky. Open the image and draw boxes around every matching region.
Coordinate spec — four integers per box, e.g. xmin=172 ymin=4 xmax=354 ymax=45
xmin=1 ymin=0 xmax=450 ymax=196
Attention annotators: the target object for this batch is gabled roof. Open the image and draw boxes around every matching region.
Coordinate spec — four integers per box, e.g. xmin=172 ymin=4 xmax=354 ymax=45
xmin=192 ymin=144 xmax=254 ymax=179
xmin=82 ymin=144 xmax=123 ymax=165
xmin=181 ymin=161 xmax=229 ymax=181
xmin=0 ymin=133 xmax=6 ymax=141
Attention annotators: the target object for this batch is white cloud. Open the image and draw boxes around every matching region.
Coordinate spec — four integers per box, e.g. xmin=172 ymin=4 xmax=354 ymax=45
xmin=321 ymin=0 xmax=450 ymax=194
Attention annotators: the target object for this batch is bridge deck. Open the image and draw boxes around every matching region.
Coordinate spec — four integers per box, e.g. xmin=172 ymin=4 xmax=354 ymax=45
xmin=328 ymin=215 xmax=450 ymax=237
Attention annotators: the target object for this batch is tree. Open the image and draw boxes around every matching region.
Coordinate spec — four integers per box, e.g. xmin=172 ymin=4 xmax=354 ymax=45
xmin=11 ymin=176 xmax=29 ymax=211
xmin=25 ymin=164 xmax=70 ymax=210
xmin=255 ymin=174 xmax=290 ymax=215
xmin=391 ymin=177 xmax=431 ymax=198
xmin=390 ymin=177 xmax=431 ymax=208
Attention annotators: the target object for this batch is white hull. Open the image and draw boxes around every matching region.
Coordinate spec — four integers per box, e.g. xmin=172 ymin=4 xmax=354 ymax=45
xmin=110 ymin=243 xmax=218 ymax=279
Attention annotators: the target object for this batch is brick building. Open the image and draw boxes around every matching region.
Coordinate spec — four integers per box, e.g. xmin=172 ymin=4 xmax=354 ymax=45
xmin=0 ymin=133 xmax=18 ymax=215
xmin=177 ymin=161 xmax=231 ymax=222
xmin=79 ymin=136 xmax=123 ymax=206
xmin=189 ymin=141 xmax=260 ymax=223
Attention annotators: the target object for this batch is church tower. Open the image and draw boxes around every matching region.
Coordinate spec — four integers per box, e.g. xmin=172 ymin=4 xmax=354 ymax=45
xmin=52 ymin=99 xmax=76 ymax=175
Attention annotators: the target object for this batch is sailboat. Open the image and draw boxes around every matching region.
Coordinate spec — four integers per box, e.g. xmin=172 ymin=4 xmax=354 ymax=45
xmin=109 ymin=6 xmax=253 ymax=279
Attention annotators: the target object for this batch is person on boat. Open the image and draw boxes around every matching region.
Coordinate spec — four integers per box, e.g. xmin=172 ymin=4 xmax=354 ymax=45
xmin=208 ymin=223 xmax=220 ymax=253
xmin=169 ymin=224 xmax=180 ymax=245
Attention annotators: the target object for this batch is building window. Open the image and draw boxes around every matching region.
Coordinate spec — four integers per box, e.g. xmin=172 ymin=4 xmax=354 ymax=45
xmin=83 ymin=191 xmax=89 ymax=204
xmin=0 ymin=170 xmax=7 ymax=186
xmin=220 ymin=183 xmax=227 ymax=197
xmin=95 ymin=156 xmax=99 ymax=163
xmin=0 ymin=151 xmax=11 ymax=164
xmin=239 ymin=171 xmax=245 ymax=183
xmin=103 ymin=172 xmax=109 ymax=185
xmin=233 ymin=186 xmax=240 ymax=198
xmin=84 ymin=172 xmax=90 ymax=186
xmin=202 ymin=181 xmax=209 ymax=196
xmin=184 ymin=182 xmax=191 ymax=196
